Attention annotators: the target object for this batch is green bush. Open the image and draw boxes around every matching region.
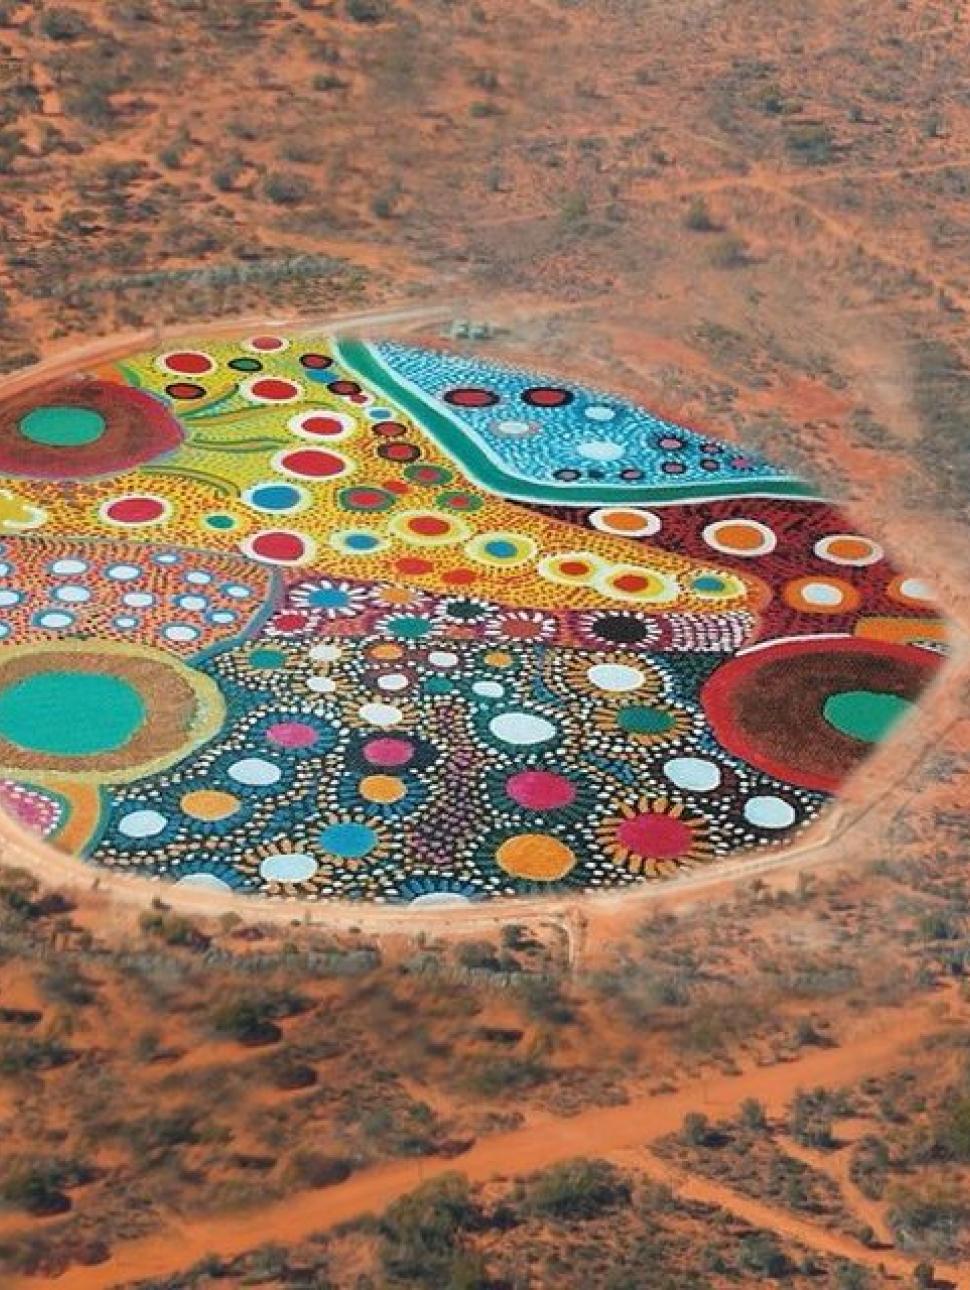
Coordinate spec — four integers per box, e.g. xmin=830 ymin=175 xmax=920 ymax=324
xmin=345 ymin=0 xmax=389 ymax=21
xmin=263 ymin=171 xmax=311 ymax=205
xmin=522 ymin=1158 xmax=630 ymax=1222
xmin=39 ymin=7 xmax=89 ymax=40
xmin=379 ymin=1173 xmax=479 ymax=1287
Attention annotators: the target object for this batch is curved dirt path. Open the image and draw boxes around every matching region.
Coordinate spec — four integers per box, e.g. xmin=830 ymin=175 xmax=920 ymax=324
xmin=19 ymin=992 xmax=967 ymax=1289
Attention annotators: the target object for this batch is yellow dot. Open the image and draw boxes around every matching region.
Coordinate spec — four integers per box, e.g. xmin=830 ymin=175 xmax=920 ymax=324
xmin=359 ymin=774 xmax=406 ymax=804
xmin=496 ymin=833 xmax=576 ymax=881
xmin=180 ymin=789 xmax=240 ymax=821
xmin=370 ymin=642 xmax=404 ymax=661
xmin=484 ymin=650 xmax=513 ymax=668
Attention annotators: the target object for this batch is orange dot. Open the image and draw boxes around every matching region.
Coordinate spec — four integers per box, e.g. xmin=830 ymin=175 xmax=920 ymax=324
xmin=713 ymin=523 xmax=764 ymax=551
xmin=826 ymin=537 xmax=873 ymax=561
xmin=380 ymin=586 xmax=418 ymax=605
xmin=443 ymin=568 xmax=476 ymax=585
xmin=496 ymin=833 xmax=576 ymax=881
xmin=370 ymin=642 xmax=404 ymax=661
xmin=613 ymin=573 xmax=650 ymax=594
xmin=484 ymin=650 xmax=513 ymax=668
xmin=359 ymin=774 xmax=406 ymax=804
xmin=603 ymin=510 xmax=649 ymax=533
xmin=180 ymin=790 xmax=240 ymax=821
xmin=559 ymin=560 xmax=590 ymax=577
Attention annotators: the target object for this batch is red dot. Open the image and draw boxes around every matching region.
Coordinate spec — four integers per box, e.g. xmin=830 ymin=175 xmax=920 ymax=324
xmin=300 ymin=352 xmax=332 ymax=369
xmin=105 ymin=496 xmax=166 ymax=524
xmin=522 ymin=386 xmax=574 ymax=408
xmin=616 ymin=812 xmax=693 ymax=860
xmin=408 ymin=515 xmax=451 ymax=537
xmin=443 ymin=568 xmax=476 ymax=585
xmin=279 ymin=448 xmax=346 ymax=478
xmin=443 ymin=387 xmax=499 ymax=408
xmin=559 ymin=560 xmax=589 ymax=578
xmin=379 ymin=442 xmax=420 ymax=463
xmin=396 ymin=557 xmax=433 ymax=575
xmin=329 ymin=380 xmax=361 ymax=396
xmin=299 ymin=415 xmax=347 ymax=437
xmin=614 ymin=574 xmax=650 ymax=594
xmin=374 ymin=421 xmax=407 ymax=437
xmin=251 ymin=531 xmax=307 ymax=562
xmin=250 ymin=335 xmax=285 ymax=351
xmin=383 ymin=479 xmax=410 ymax=495
xmin=364 ymin=737 xmax=414 ymax=767
xmin=506 ymin=770 xmax=576 ymax=810
xmin=348 ymin=488 xmax=388 ymax=508
xmin=250 ymin=377 xmax=299 ymax=401
xmin=165 ymin=351 xmax=213 ymax=375
xmin=274 ymin=611 xmax=309 ymax=632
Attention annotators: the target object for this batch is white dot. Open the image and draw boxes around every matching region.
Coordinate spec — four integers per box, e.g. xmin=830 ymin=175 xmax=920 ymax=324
xmin=0 ymin=562 xmax=10 ymax=576
xmin=664 ymin=757 xmax=722 ymax=792
xmin=106 ymin=564 xmax=140 ymax=580
xmin=409 ymin=892 xmax=471 ymax=908
xmin=38 ymin=611 xmax=73 ymax=629
xmin=155 ymin=553 xmax=178 ymax=565
xmin=359 ymin=702 xmax=403 ymax=727
xmin=51 ymin=558 xmax=88 ymax=575
xmin=494 ymin=419 xmax=533 ymax=437
xmin=185 ymin=571 xmax=212 ymax=585
xmin=119 ymin=809 xmax=167 ymax=838
xmin=577 ymin=439 xmax=623 ymax=461
xmin=309 ymin=643 xmax=342 ymax=663
xmin=585 ymin=405 xmax=616 ymax=422
xmin=55 ymin=585 xmax=91 ymax=604
xmin=259 ymin=852 xmax=319 ymax=882
xmin=800 ymin=582 xmax=844 ymax=607
xmin=177 ymin=595 xmax=208 ymax=611
xmin=124 ymin=591 xmax=154 ymax=608
xmin=377 ymin=673 xmax=409 ymax=693
xmin=0 ymin=623 xmax=9 ymax=639
xmin=114 ymin=616 xmax=138 ymax=629
xmin=488 ymin=712 xmax=557 ymax=746
xmin=899 ymin=577 xmax=934 ymax=602
xmin=307 ymin=674 xmax=337 ymax=694
xmin=210 ymin=611 xmax=236 ymax=624
xmin=0 ymin=589 xmax=21 ymax=607
xmin=174 ymin=873 xmax=231 ymax=892
xmin=225 ymin=584 xmax=251 ymax=599
xmin=472 ymin=680 xmax=504 ymax=698
xmin=163 ymin=624 xmax=200 ymax=643
xmin=429 ymin=650 xmax=459 ymax=669
xmin=587 ymin=663 xmax=645 ymax=693
xmin=228 ymin=758 xmax=281 ymax=786
xmin=744 ymin=796 xmax=796 ymax=829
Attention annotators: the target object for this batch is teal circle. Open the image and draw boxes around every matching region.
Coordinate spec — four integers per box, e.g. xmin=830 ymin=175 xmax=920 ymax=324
xmin=248 ymin=648 xmax=285 ymax=670
xmin=386 ymin=615 xmax=432 ymax=640
xmin=19 ymin=406 xmax=106 ymax=448
xmin=424 ymin=676 xmax=455 ymax=695
xmin=319 ymin=821 xmax=377 ymax=858
xmin=616 ymin=705 xmax=675 ymax=735
xmin=0 ymin=671 xmax=146 ymax=755
xmin=205 ymin=513 xmax=237 ymax=530
xmin=693 ymin=575 xmax=726 ymax=593
xmin=822 ymin=690 xmax=912 ymax=743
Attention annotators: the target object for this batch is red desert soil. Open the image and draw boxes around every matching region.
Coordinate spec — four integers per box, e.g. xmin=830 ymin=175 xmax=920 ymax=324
xmin=23 ymin=989 xmax=968 ymax=1290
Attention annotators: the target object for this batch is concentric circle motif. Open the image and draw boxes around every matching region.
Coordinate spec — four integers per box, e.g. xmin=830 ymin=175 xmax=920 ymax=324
xmin=0 ymin=327 xmax=947 ymax=904
xmin=702 ymin=637 xmax=937 ymax=791
xmin=702 ymin=518 xmax=777 ymax=558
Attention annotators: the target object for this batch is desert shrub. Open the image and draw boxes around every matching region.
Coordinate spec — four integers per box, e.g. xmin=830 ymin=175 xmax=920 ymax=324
xmin=738 ymin=1230 xmax=790 ymax=1277
xmin=455 ymin=940 xmax=500 ymax=971
xmin=263 ymin=171 xmax=311 ymax=205
xmin=521 ymin=1158 xmax=630 ymax=1221
xmin=682 ymin=1111 xmax=713 ymax=1147
xmin=889 ymin=1184 xmax=970 ymax=1256
xmin=0 ymin=1036 xmax=75 ymax=1074
xmin=518 ymin=978 xmax=575 ymax=1025
xmin=39 ymin=7 xmax=89 ymax=40
xmin=286 ymin=1151 xmax=352 ymax=1189
xmin=849 ymin=1135 xmax=890 ymax=1199
xmin=379 ymin=1173 xmax=480 ymax=1287
xmin=138 ymin=908 xmax=209 ymax=949
xmin=684 ymin=197 xmax=716 ymax=231
xmin=460 ymin=1054 xmax=547 ymax=1097
xmin=739 ymin=1098 xmax=768 ymax=1132
xmin=1 ymin=1158 xmax=95 ymax=1216
xmin=345 ymin=0 xmax=389 ymax=21
xmin=785 ymin=121 xmax=835 ymax=165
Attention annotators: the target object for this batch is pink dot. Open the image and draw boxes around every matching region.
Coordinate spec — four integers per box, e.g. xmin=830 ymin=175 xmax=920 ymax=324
xmin=616 ymin=812 xmax=693 ymax=860
xmin=363 ymin=737 xmax=414 ymax=768
xmin=506 ymin=770 xmax=576 ymax=810
xmin=105 ymin=496 xmax=166 ymax=524
xmin=266 ymin=721 xmax=317 ymax=748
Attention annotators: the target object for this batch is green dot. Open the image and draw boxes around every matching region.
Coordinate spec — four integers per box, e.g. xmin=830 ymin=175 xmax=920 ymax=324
xmin=205 ymin=513 xmax=237 ymax=530
xmin=0 ymin=671 xmax=146 ymax=756
xmin=424 ymin=676 xmax=454 ymax=695
xmin=823 ymin=690 xmax=912 ymax=743
xmin=19 ymin=406 xmax=106 ymax=448
xmin=387 ymin=616 xmax=432 ymax=639
xmin=616 ymin=705 xmax=675 ymax=735
xmin=248 ymin=648 xmax=285 ymax=670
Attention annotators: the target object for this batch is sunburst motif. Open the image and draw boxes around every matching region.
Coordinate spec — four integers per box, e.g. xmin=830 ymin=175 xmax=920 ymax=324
xmin=596 ymin=796 xmax=715 ymax=876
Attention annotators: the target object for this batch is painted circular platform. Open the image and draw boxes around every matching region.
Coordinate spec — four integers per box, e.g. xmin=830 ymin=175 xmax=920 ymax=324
xmin=0 ymin=329 xmax=947 ymax=905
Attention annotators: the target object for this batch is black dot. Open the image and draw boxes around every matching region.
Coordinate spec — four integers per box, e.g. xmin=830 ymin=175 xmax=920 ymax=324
xmin=594 ymin=615 xmax=648 ymax=644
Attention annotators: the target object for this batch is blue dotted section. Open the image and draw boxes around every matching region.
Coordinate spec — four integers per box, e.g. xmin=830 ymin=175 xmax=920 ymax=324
xmin=374 ymin=342 xmax=787 ymax=490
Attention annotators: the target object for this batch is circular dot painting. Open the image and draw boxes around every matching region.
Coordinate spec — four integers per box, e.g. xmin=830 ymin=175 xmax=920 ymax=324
xmin=0 ymin=331 xmax=948 ymax=906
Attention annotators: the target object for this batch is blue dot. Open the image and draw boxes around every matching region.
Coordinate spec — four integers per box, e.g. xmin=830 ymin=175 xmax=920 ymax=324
xmin=369 ymin=408 xmax=393 ymax=420
xmin=346 ymin=534 xmax=379 ymax=551
xmin=250 ymin=484 xmax=302 ymax=511
xmin=319 ymin=822 xmax=377 ymax=858
xmin=485 ymin=539 xmax=516 ymax=559
xmin=308 ymin=586 xmax=349 ymax=609
xmin=693 ymin=576 xmax=726 ymax=592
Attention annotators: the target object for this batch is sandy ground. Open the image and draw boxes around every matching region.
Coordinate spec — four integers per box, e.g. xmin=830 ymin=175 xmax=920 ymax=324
xmin=15 ymin=986 xmax=966 ymax=1290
